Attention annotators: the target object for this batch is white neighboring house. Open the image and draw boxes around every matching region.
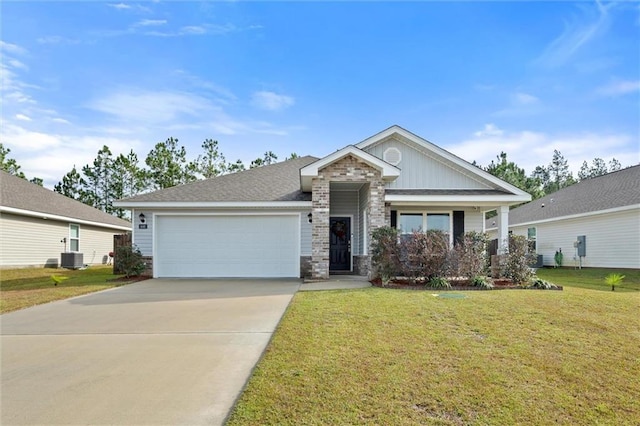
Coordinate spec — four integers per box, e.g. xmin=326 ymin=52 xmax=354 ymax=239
xmin=486 ymin=165 xmax=640 ymax=269
xmin=0 ymin=171 xmax=131 ymax=268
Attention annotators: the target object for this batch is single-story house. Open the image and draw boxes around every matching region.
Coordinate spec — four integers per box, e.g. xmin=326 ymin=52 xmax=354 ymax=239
xmin=0 ymin=170 xmax=131 ymax=268
xmin=114 ymin=125 xmax=531 ymax=279
xmin=486 ymin=165 xmax=640 ymax=269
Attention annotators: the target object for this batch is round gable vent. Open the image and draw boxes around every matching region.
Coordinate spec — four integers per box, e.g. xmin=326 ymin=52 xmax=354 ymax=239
xmin=383 ymin=147 xmax=402 ymax=166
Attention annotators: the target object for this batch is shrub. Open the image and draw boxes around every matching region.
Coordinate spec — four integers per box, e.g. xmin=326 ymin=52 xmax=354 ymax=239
xmin=399 ymin=230 xmax=450 ymax=282
xmin=604 ymin=273 xmax=625 ymax=291
xmin=528 ymin=277 xmax=558 ymax=290
xmin=371 ymin=226 xmax=401 ymax=283
xmin=471 ymin=275 xmax=494 ymax=289
xmin=427 ymin=276 xmax=451 ymax=289
xmin=115 ymin=245 xmax=146 ymax=278
xmin=451 ymin=231 xmax=489 ymax=279
xmin=501 ymin=235 xmax=536 ymax=284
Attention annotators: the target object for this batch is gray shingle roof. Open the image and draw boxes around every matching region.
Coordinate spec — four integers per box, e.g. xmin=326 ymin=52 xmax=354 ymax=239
xmin=488 ymin=165 xmax=640 ymax=227
xmin=0 ymin=171 xmax=131 ymax=229
xmin=118 ymin=156 xmax=319 ymax=203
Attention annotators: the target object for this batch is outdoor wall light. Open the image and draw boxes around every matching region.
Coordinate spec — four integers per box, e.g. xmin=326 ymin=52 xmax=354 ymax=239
xmin=307 ymin=212 xmax=313 ymax=223
xmin=139 ymin=213 xmax=146 ymax=223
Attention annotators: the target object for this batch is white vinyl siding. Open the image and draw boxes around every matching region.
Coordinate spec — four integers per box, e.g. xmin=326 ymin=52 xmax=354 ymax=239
xmin=363 ymin=137 xmax=492 ymax=190
xmin=132 ymin=209 xmax=153 ymax=256
xmin=510 ymin=208 xmax=639 ymax=268
xmin=0 ymin=213 xmax=123 ymax=267
xmin=464 ymin=209 xmax=484 ymax=233
xmin=154 ymin=214 xmax=300 ymax=278
xmin=300 ymin=212 xmax=312 ymax=256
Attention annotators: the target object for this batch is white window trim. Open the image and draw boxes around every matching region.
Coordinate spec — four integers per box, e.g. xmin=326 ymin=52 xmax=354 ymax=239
xmin=397 ymin=210 xmax=454 ymax=245
xmin=69 ymin=223 xmax=80 ymax=252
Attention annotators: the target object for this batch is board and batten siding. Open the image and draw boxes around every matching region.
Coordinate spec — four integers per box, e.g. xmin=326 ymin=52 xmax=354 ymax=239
xmin=330 ymin=190 xmax=360 ymax=255
xmin=363 ymin=138 xmax=492 ymax=190
xmin=0 ymin=212 xmax=123 ymax=268
xmin=133 ymin=209 xmax=312 ymax=257
xmin=510 ymin=208 xmax=640 ymax=269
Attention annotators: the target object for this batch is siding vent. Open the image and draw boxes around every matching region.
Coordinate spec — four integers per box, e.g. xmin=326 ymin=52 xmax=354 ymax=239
xmin=383 ymin=147 xmax=402 ymax=166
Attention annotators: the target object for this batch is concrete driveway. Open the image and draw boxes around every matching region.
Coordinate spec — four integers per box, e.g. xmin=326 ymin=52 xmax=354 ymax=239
xmin=0 ymin=278 xmax=300 ymax=425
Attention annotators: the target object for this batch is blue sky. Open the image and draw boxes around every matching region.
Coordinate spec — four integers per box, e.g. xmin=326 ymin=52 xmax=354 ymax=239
xmin=1 ymin=1 xmax=638 ymax=188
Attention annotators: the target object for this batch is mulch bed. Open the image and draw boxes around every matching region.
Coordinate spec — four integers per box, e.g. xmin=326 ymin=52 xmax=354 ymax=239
xmin=370 ymin=278 xmax=562 ymax=291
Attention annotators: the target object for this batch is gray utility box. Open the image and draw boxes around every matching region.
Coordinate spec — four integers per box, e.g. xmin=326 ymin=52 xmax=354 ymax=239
xmin=576 ymin=235 xmax=586 ymax=257
xmin=61 ymin=252 xmax=83 ymax=269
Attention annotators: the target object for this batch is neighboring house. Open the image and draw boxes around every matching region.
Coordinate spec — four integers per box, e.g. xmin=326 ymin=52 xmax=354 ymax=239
xmin=486 ymin=165 xmax=640 ymax=269
xmin=114 ymin=125 xmax=531 ymax=279
xmin=0 ymin=171 xmax=131 ymax=268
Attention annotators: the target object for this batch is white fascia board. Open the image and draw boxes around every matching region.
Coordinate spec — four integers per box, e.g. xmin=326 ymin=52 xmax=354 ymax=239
xmin=505 ymin=204 xmax=640 ymax=228
xmin=385 ymin=194 xmax=531 ymax=205
xmin=356 ymin=126 xmax=531 ymax=197
xmin=0 ymin=206 xmax=131 ymax=231
xmin=300 ymin=145 xmax=400 ymax=191
xmin=113 ymin=201 xmax=312 ymax=209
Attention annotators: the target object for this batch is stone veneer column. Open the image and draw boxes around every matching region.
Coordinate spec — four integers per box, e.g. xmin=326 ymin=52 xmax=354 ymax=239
xmin=367 ymin=178 xmax=387 ymax=255
xmin=311 ymin=177 xmax=330 ymax=279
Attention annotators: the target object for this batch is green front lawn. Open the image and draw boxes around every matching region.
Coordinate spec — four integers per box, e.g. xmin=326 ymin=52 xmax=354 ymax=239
xmin=228 ymin=274 xmax=640 ymax=425
xmin=536 ymin=267 xmax=640 ymax=292
xmin=0 ymin=266 xmax=142 ymax=314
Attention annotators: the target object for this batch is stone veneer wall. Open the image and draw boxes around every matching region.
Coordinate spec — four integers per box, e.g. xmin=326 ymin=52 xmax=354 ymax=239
xmin=141 ymin=256 xmax=153 ymax=277
xmin=353 ymin=255 xmax=370 ymax=276
xmin=300 ymin=256 xmax=312 ymax=278
xmin=311 ymin=154 xmax=386 ymax=279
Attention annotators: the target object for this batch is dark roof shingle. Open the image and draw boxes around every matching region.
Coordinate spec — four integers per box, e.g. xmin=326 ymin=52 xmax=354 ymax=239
xmin=119 ymin=156 xmax=319 ymax=203
xmin=1 ymin=171 xmax=131 ymax=229
xmin=490 ymin=165 xmax=640 ymax=226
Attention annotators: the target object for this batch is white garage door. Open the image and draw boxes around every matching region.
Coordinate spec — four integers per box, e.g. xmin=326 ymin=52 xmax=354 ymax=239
xmin=155 ymin=215 xmax=300 ymax=278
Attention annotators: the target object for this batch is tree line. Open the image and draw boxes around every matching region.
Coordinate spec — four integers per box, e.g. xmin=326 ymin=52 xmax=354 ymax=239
xmin=0 ymin=138 xmax=629 ymax=220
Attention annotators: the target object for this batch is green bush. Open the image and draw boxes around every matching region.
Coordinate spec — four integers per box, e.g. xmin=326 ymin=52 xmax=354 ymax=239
xmin=371 ymin=226 xmax=401 ymax=283
xmin=115 ymin=245 xmax=146 ymax=278
xmin=604 ymin=273 xmax=625 ymax=291
xmin=399 ymin=230 xmax=450 ymax=283
xmin=502 ymin=235 xmax=536 ymax=284
xmin=451 ymin=231 xmax=489 ymax=279
xmin=471 ymin=275 xmax=494 ymax=289
xmin=427 ymin=276 xmax=451 ymax=289
xmin=528 ymin=277 xmax=558 ymax=290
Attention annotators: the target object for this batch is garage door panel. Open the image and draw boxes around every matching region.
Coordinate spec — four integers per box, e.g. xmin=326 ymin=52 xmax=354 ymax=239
xmin=155 ymin=215 xmax=299 ymax=278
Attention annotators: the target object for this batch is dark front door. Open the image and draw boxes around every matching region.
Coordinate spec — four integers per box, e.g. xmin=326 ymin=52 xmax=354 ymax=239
xmin=330 ymin=217 xmax=351 ymax=271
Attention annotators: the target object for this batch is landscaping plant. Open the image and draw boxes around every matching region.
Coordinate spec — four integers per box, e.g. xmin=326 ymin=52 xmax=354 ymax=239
xmin=370 ymin=226 xmax=401 ymax=283
xmin=501 ymin=235 xmax=536 ymax=284
xmin=604 ymin=273 xmax=625 ymax=291
xmin=115 ymin=245 xmax=146 ymax=278
xmin=451 ymin=231 xmax=489 ymax=279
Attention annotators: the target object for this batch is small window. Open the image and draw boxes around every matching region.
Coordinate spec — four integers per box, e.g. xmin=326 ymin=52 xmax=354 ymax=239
xmin=69 ymin=224 xmax=80 ymax=252
xmin=427 ymin=213 xmax=450 ymax=233
xmin=528 ymin=227 xmax=537 ymax=252
xmin=399 ymin=213 xmax=423 ymax=234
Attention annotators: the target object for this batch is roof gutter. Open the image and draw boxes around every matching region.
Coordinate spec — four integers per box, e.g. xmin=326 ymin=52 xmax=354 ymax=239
xmin=0 ymin=206 xmax=131 ymax=231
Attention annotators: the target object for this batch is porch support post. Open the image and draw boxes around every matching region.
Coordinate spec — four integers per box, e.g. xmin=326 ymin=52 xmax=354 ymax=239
xmin=311 ymin=177 xmax=330 ymax=279
xmin=367 ymin=178 xmax=386 ymax=261
xmin=497 ymin=205 xmax=509 ymax=254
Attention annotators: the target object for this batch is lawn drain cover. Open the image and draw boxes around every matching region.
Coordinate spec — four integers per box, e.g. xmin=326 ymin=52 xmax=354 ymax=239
xmin=436 ymin=293 xmax=466 ymax=299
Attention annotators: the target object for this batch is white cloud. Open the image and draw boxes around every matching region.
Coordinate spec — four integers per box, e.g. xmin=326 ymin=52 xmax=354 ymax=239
xmin=37 ymin=36 xmax=80 ymax=45
xmin=0 ymin=40 xmax=27 ymax=55
xmin=536 ymin=1 xmax=615 ymax=67
xmin=51 ymin=117 xmax=71 ymax=124
xmin=15 ymin=113 xmax=31 ymax=121
xmin=449 ymin=124 xmax=637 ymax=176
xmin=596 ymin=79 xmax=640 ymax=96
xmin=134 ymin=19 xmax=167 ymax=27
xmin=512 ymin=92 xmax=539 ymax=105
xmin=89 ymin=89 xmax=215 ymax=123
xmin=251 ymin=91 xmax=295 ymax=111
xmin=108 ymin=3 xmax=131 ymax=10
